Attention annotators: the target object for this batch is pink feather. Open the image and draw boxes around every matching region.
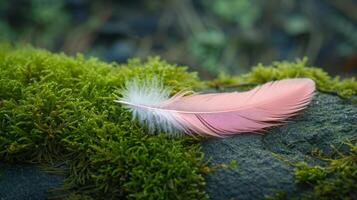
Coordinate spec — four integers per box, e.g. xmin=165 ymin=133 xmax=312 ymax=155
xmin=115 ymin=78 xmax=315 ymax=137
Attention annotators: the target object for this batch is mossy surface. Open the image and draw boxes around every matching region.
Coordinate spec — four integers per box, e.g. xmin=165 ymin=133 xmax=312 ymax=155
xmin=210 ymin=58 xmax=357 ymax=98
xmin=0 ymin=44 xmax=207 ymax=199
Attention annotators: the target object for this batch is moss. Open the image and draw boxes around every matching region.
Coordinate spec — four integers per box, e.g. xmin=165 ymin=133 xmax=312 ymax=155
xmin=210 ymin=58 xmax=357 ymax=98
xmin=0 ymin=44 xmax=207 ymax=199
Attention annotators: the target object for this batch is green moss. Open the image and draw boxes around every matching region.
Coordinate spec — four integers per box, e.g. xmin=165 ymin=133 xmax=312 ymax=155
xmin=210 ymin=58 xmax=357 ymax=98
xmin=0 ymin=44 xmax=207 ymax=199
xmin=294 ymin=162 xmax=327 ymax=184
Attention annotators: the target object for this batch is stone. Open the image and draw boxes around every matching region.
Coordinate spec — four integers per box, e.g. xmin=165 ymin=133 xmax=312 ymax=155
xmin=203 ymin=92 xmax=356 ymax=200
xmin=0 ymin=163 xmax=64 ymax=200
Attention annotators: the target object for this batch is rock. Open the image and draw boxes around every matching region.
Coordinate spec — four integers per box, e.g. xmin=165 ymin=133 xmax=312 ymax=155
xmin=202 ymin=92 xmax=356 ymax=200
xmin=0 ymin=163 xmax=64 ymax=200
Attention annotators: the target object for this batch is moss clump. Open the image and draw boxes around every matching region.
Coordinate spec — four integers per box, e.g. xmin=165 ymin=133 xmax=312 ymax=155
xmin=0 ymin=44 xmax=207 ymax=199
xmin=210 ymin=58 xmax=357 ymax=98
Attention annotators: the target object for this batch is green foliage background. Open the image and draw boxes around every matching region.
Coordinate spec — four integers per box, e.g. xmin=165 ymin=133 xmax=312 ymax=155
xmin=0 ymin=0 xmax=356 ymax=76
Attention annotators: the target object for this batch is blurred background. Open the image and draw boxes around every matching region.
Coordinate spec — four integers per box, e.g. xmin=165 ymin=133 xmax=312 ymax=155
xmin=0 ymin=0 xmax=356 ymax=78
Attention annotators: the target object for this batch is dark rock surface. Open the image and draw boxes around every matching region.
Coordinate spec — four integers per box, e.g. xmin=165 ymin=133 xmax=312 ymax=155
xmin=0 ymin=163 xmax=64 ymax=200
xmin=203 ymin=92 xmax=356 ymax=200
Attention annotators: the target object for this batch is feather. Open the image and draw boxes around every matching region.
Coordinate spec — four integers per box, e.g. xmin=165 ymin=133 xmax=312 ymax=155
xmin=115 ymin=78 xmax=315 ymax=137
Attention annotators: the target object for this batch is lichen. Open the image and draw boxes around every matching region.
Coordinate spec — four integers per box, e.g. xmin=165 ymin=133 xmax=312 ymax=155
xmin=210 ymin=58 xmax=357 ymax=98
xmin=0 ymin=44 xmax=207 ymax=199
